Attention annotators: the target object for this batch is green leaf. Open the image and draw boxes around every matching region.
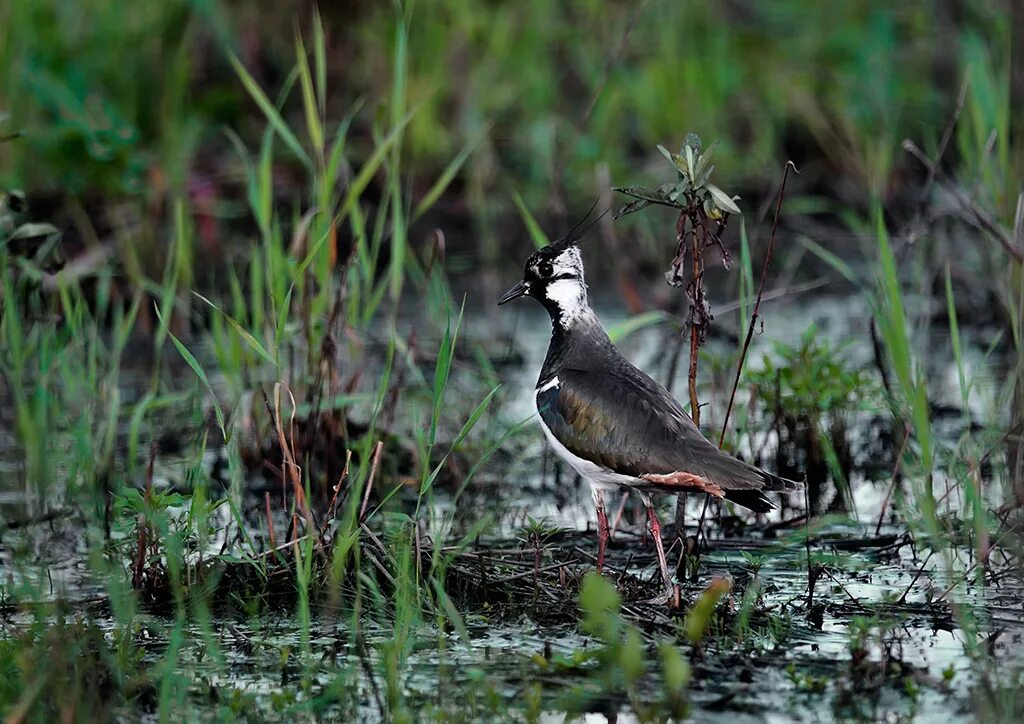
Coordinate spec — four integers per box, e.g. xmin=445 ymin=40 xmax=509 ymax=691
xmin=619 ymin=628 xmax=646 ymax=683
xmin=613 ymin=198 xmax=651 ymax=219
xmin=706 ymin=183 xmax=741 ymax=215
xmin=8 ymin=223 xmax=60 ymax=241
xmin=580 ymin=572 xmax=622 ymax=641
xmin=693 ymin=140 xmax=718 ymax=183
xmin=612 ymin=185 xmax=678 ymax=205
xmin=695 ymin=163 xmax=715 ymax=190
xmin=685 ymin=577 xmax=731 ymax=645
xmin=684 ymin=144 xmax=696 ymax=179
xmin=656 ymin=143 xmax=688 ymax=177
xmin=660 ymin=642 xmax=691 ymax=692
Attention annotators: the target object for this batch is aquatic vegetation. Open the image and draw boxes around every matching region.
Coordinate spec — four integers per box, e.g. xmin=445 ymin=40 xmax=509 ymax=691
xmin=0 ymin=3 xmax=1021 ymax=722
xmin=615 ymin=133 xmax=740 ymax=428
xmin=748 ymin=323 xmax=880 ymax=511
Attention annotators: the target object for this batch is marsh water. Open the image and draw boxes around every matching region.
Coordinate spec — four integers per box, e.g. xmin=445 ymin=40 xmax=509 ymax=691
xmin=1 ymin=266 xmax=1020 ymax=722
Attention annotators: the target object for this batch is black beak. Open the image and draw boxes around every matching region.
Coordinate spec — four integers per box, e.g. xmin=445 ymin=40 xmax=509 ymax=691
xmin=497 ymin=280 xmax=530 ymax=306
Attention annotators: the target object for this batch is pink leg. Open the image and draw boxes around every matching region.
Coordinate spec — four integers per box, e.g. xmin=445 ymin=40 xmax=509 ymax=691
xmin=643 ymin=496 xmax=672 ymax=589
xmin=594 ymin=488 xmax=609 ymax=574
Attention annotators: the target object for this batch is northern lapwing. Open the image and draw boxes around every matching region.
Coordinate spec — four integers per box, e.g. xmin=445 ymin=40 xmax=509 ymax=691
xmin=498 ymin=224 xmax=801 ymax=590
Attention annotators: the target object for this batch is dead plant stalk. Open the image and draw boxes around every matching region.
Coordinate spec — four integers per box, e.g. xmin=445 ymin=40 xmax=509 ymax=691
xmin=696 ymin=161 xmax=798 ymax=542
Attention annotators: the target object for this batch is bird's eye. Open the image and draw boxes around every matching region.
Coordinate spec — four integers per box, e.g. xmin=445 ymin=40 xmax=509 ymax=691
xmin=537 ymin=261 xmax=554 ymax=278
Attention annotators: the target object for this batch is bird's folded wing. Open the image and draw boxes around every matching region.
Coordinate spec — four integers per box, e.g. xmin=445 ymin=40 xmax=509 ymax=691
xmin=537 ymin=367 xmax=772 ymax=492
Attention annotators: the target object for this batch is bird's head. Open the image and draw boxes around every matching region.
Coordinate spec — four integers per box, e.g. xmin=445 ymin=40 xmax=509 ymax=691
xmin=498 ymin=206 xmax=605 ymax=327
xmin=497 ymin=239 xmax=589 ymax=324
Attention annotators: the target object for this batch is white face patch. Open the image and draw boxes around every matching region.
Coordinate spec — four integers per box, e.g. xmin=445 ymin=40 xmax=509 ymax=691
xmin=539 ymin=248 xmax=588 ymax=326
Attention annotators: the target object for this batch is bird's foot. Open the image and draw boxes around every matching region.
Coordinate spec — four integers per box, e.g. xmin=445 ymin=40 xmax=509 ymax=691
xmin=637 ymin=586 xmax=677 ymax=607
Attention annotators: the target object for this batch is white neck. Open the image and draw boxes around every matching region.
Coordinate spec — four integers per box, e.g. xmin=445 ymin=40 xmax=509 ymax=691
xmin=545 ymin=277 xmax=589 ymax=328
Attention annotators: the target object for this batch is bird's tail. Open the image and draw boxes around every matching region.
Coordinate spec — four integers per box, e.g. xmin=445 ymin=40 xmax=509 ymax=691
xmin=759 ymin=470 xmax=803 ymax=493
xmin=724 ymin=470 xmax=803 ymax=513
xmin=724 ymin=489 xmax=776 ymax=513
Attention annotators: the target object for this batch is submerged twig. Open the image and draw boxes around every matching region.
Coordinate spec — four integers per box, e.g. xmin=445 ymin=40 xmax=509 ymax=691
xmin=896 ymin=550 xmax=935 ymax=605
xmin=875 ymin=426 xmax=911 ymax=536
xmin=820 ymin=566 xmax=862 ymax=607
xmin=493 ymin=560 xmax=579 ymax=585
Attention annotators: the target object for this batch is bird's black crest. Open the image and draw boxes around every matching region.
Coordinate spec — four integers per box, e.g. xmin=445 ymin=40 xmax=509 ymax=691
xmin=531 ymin=200 xmax=609 ymax=262
xmin=528 ymin=200 xmax=606 ymax=272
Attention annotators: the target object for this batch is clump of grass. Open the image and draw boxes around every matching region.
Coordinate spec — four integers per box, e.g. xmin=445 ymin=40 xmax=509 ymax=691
xmin=539 ymin=573 xmax=691 ymax=719
xmin=747 ymin=324 xmax=879 ymax=512
xmin=0 ymin=10 xmax=503 ymax=720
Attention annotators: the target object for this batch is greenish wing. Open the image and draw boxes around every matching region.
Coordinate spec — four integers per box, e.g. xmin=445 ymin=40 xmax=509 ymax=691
xmin=537 ymin=368 xmax=769 ymax=490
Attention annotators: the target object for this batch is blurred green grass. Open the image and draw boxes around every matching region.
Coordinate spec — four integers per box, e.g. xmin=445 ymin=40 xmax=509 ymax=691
xmin=0 ymin=1 xmax=1009 ymax=212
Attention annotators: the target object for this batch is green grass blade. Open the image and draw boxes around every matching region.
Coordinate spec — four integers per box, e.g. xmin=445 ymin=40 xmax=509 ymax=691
xmin=944 ymin=264 xmax=969 ymax=412
xmin=154 ymin=304 xmax=227 ymax=440
xmin=229 ymin=53 xmax=311 ymax=168
xmin=313 ymin=9 xmax=327 ymax=113
xmin=799 ymin=234 xmax=861 ymax=289
xmin=876 ymin=213 xmax=912 ymax=394
xmin=431 ymin=298 xmax=465 ymax=439
xmin=607 ymin=311 xmax=670 ymax=343
xmin=295 ymin=30 xmax=324 ymax=155
xmin=192 ymin=291 xmax=277 ymax=367
xmin=421 ymin=384 xmax=500 ymax=498
xmin=739 ymin=220 xmax=754 ymax=327
xmin=512 ymin=190 xmax=549 ymax=249
xmin=337 ymin=105 xmax=421 ymax=224
xmin=412 ymin=125 xmax=488 ymax=222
